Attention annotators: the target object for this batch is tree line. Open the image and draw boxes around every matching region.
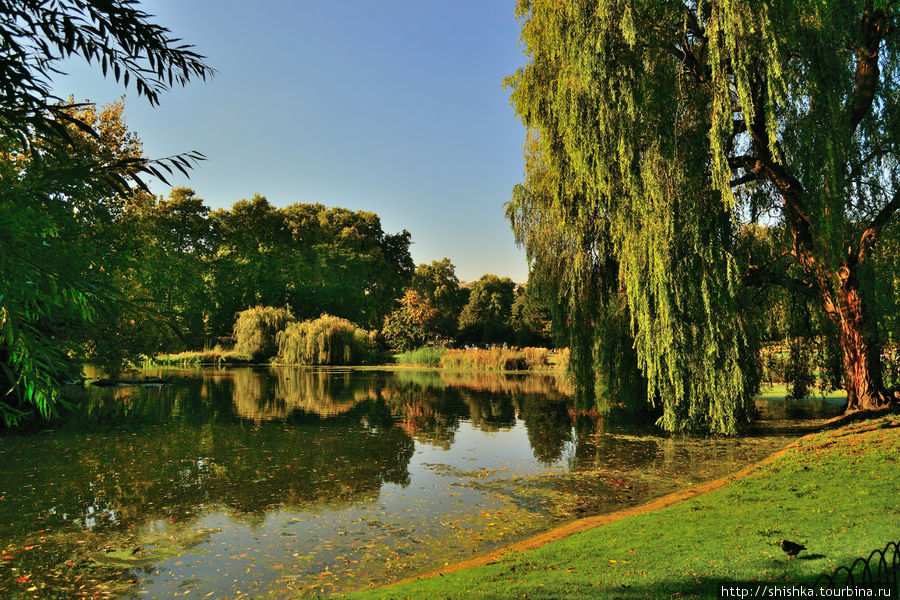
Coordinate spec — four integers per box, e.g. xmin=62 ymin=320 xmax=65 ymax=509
xmin=3 ymin=1 xmax=898 ymax=433
xmin=0 ymin=96 xmax=557 ymax=425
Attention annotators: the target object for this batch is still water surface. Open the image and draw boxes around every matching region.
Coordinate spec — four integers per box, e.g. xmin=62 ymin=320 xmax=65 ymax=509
xmin=0 ymin=367 xmax=845 ymax=598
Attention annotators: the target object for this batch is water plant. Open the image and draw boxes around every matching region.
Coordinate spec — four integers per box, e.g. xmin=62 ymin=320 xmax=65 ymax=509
xmin=395 ymin=346 xmax=447 ymax=366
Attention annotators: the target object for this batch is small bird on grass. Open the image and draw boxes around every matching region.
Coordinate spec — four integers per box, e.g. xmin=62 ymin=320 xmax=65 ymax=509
xmin=781 ymin=539 xmax=806 ymax=560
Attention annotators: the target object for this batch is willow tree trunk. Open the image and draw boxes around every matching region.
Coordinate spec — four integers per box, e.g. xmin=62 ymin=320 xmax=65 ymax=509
xmin=831 ymin=270 xmax=893 ymax=411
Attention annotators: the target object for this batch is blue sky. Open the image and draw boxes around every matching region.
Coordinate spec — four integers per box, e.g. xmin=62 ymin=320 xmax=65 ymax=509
xmin=52 ymin=0 xmax=531 ymax=282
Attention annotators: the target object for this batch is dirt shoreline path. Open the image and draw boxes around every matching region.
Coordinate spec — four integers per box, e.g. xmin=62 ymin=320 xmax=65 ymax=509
xmin=386 ymin=434 xmax=810 ymax=588
xmin=383 ymin=407 xmax=900 ymax=590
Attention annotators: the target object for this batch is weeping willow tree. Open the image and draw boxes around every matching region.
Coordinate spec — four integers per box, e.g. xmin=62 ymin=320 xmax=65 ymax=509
xmin=507 ymin=132 xmax=646 ymax=412
xmin=506 ymin=0 xmax=899 ymax=432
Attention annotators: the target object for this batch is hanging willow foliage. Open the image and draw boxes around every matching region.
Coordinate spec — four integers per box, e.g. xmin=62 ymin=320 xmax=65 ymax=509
xmin=275 ymin=314 xmax=379 ymax=366
xmin=233 ymin=306 xmax=296 ymax=361
xmin=506 ymin=0 xmax=899 ymax=432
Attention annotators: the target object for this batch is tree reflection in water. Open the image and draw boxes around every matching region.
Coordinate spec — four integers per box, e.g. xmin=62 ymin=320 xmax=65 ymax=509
xmin=0 ymin=367 xmax=823 ymax=598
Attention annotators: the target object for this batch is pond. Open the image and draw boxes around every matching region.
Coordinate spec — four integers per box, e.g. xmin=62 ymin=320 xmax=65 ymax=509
xmin=0 ymin=367 xmax=845 ymax=599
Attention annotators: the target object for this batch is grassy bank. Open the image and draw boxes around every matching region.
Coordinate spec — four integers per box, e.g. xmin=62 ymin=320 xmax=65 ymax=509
xmin=149 ymin=348 xmax=253 ymax=365
xmin=394 ymin=346 xmax=569 ymax=372
xmin=346 ymin=417 xmax=900 ymax=599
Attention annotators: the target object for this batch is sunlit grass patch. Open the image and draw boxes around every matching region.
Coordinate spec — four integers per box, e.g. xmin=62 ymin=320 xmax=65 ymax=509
xmin=756 ymin=384 xmax=847 ymax=402
xmin=395 ymin=346 xmax=447 ymax=366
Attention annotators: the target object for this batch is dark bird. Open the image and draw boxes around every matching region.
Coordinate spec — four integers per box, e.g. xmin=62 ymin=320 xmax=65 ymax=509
xmin=781 ymin=539 xmax=806 ymax=560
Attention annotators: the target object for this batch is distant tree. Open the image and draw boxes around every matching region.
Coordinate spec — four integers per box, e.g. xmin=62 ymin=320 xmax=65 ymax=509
xmin=208 ymin=195 xmax=294 ymax=334
xmin=209 ymin=200 xmax=413 ymax=334
xmin=281 ymin=205 xmax=414 ymax=327
xmin=410 ymin=259 xmax=468 ymax=338
xmin=382 ymin=290 xmax=440 ymax=351
xmin=508 ymin=281 xmax=553 ymax=348
xmin=458 ymin=275 xmax=516 ymax=345
xmin=123 ymin=187 xmax=219 ymax=350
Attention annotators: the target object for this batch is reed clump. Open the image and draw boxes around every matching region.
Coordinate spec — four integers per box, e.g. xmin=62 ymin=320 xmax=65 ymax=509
xmin=395 ymin=346 xmax=447 ymax=366
xmin=396 ymin=346 xmax=567 ymax=372
xmin=439 ymin=347 xmax=529 ymax=371
xmin=233 ymin=306 xmax=296 ymax=361
xmin=276 ymin=314 xmax=379 ymax=365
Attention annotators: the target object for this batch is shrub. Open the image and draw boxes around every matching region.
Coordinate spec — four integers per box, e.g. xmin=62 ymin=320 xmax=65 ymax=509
xmin=395 ymin=346 xmax=447 ymax=366
xmin=151 ymin=347 xmax=251 ymax=365
xmin=382 ymin=290 xmax=440 ymax=352
xmin=276 ymin=314 xmax=379 ymax=365
xmin=233 ymin=306 xmax=296 ymax=361
xmin=522 ymin=347 xmax=549 ymax=369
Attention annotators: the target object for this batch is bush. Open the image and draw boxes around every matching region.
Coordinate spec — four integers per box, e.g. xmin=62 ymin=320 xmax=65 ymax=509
xmin=233 ymin=306 xmax=296 ymax=361
xmin=395 ymin=346 xmax=447 ymax=366
xmin=522 ymin=347 xmax=549 ymax=369
xmin=276 ymin=314 xmax=379 ymax=365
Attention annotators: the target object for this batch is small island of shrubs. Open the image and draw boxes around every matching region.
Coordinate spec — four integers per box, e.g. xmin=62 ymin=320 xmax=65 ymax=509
xmin=153 ymin=305 xmax=566 ymax=373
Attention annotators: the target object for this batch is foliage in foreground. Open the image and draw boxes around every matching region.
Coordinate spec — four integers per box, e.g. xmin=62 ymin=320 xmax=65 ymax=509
xmin=506 ymin=0 xmax=900 ymax=432
xmin=276 ymin=314 xmax=379 ymax=365
xmin=349 ymin=418 xmax=900 ymax=599
xmin=0 ymin=0 xmax=211 ymax=427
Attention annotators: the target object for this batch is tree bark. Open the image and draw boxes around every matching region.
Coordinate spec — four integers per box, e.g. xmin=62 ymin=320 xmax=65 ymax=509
xmin=830 ymin=267 xmax=894 ymax=411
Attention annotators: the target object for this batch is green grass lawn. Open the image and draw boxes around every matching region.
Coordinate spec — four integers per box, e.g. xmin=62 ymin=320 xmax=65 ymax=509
xmin=344 ymin=417 xmax=900 ymax=599
xmin=756 ymin=384 xmax=847 ymax=402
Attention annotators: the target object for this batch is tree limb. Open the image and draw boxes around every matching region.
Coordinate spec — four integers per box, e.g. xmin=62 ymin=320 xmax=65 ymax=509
xmin=857 ymin=190 xmax=900 ymax=264
xmin=729 ymin=172 xmax=757 ymax=187
xmin=743 ymin=264 xmax=816 ymax=299
xmin=845 ymin=5 xmax=887 ymax=132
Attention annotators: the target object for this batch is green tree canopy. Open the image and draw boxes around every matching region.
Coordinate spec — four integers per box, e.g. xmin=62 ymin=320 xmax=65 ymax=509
xmin=458 ymin=275 xmax=517 ymax=345
xmin=208 ymin=199 xmax=414 ymax=334
xmin=121 ymin=187 xmax=219 ymax=350
xmin=506 ymin=0 xmax=899 ymax=432
xmin=508 ymin=280 xmax=553 ymax=348
xmin=410 ymin=258 xmax=468 ymax=338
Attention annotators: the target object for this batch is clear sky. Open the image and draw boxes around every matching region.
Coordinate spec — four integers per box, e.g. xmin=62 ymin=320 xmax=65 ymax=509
xmin=51 ymin=0 xmax=531 ymax=283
